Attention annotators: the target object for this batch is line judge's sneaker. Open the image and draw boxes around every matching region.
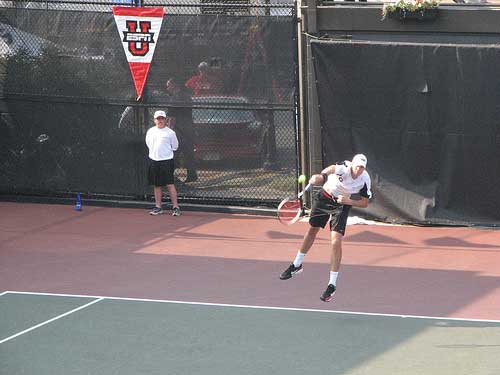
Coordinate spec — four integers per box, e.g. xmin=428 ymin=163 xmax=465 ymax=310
xmin=279 ymin=263 xmax=303 ymax=280
xmin=172 ymin=207 xmax=181 ymax=217
xmin=149 ymin=207 xmax=164 ymax=216
xmin=320 ymin=284 xmax=336 ymax=302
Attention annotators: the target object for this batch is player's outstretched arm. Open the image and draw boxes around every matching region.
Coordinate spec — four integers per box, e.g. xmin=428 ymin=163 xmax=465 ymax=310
xmin=307 ymin=165 xmax=336 ymax=185
xmin=308 ymin=174 xmax=325 ymax=185
xmin=321 ymin=165 xmax=336 ymax=175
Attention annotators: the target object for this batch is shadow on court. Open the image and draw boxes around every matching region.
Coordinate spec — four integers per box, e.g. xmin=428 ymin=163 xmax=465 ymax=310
xmin=1 ymin=202 xmax=500 ymax=374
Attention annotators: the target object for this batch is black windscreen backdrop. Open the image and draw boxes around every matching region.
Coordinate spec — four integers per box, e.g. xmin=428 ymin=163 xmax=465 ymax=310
xmin=312 ymin=40 xmax=500 ymax=226
xmin=0 ymin=7 xmax=297 ymax=203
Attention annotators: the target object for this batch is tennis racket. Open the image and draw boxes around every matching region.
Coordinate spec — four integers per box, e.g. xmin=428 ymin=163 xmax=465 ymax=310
xmin=277 ymin=183 xmax=311 ymax=225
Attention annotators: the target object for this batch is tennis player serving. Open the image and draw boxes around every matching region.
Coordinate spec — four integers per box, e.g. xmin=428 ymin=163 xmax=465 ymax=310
xmin=279 ymin=154 xmax=372 ymax=302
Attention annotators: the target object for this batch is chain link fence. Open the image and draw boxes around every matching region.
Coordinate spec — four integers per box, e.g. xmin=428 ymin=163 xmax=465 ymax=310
xmin=0 ymin=0 xmax=299 ymax=207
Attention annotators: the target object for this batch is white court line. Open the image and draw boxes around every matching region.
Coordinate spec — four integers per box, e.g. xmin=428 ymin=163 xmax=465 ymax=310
xmin=4 ymin=291 xmax=500 ymax=324
xmin=0 ymin=297 xmax=103 ymax=344
xmin=0 ymin=291 xmax=9 ymax=296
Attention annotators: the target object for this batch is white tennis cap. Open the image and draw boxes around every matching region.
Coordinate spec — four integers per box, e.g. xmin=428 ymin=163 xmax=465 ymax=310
xmin=352 ymin=154 xmax=367 ymax=168
xmin=154 ymin=110 xmax=166 ymax=119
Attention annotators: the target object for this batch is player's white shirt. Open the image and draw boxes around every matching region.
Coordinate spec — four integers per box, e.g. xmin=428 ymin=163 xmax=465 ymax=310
xmin=323 ymin=161 xmax=372 ymax=199
xmin=145 ymin=126 xmax=179 ymax=161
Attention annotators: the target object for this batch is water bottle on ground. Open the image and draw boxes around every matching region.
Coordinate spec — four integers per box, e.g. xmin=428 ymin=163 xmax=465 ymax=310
xmin=75 ymin=193 xmax=82 ymax=211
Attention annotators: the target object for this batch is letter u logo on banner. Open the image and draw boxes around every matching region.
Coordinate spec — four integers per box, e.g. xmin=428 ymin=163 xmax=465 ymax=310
xmin=124 ymin=20 xmax=153 ymax=56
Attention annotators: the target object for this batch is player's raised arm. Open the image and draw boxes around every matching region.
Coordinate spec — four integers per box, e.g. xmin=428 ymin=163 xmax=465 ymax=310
xmin=308 ymin=165 xmax=336 ymax=185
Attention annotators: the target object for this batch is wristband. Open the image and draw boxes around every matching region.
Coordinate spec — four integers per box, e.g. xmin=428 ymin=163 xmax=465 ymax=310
xmin=321 ymin=173 xmax=328 ymax=183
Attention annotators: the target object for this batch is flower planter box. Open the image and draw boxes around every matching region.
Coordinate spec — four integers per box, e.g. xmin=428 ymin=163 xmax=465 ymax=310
xmin=387 ymin=7 xmax=438 ymax=21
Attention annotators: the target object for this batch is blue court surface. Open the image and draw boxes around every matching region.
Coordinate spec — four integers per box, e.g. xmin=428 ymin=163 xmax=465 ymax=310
xmin=2 ymin=291 xmax=500 ymax=375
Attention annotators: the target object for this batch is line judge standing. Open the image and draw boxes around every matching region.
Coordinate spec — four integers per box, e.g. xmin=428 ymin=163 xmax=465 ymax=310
xmin=145 ymin=110 xmax=181 ymax=217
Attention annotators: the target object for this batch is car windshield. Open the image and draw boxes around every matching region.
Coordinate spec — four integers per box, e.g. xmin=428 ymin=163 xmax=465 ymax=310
xmin=193 ymin=108 xmax=255 ymax=124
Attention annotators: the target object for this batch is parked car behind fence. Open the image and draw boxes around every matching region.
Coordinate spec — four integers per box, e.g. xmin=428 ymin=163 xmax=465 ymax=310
xmin=191 ymin=95 xmax=271 ymax=167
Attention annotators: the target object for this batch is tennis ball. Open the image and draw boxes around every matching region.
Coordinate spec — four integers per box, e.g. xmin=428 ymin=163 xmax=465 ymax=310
xmin=298 ymin=174 xmax=306 ymax=184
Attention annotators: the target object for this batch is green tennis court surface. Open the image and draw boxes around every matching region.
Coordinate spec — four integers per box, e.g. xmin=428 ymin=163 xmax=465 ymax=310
xmin=2 ymin=291 xmax=500 ymax=375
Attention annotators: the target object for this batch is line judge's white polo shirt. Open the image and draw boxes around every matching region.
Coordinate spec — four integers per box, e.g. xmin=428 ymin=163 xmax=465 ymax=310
xmin=145 ymin=126 xmax=179 ymax=161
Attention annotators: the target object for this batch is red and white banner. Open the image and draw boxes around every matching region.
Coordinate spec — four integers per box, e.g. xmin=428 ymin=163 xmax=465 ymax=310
xmin=112 ymin=6 xmax=164 ymax=100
